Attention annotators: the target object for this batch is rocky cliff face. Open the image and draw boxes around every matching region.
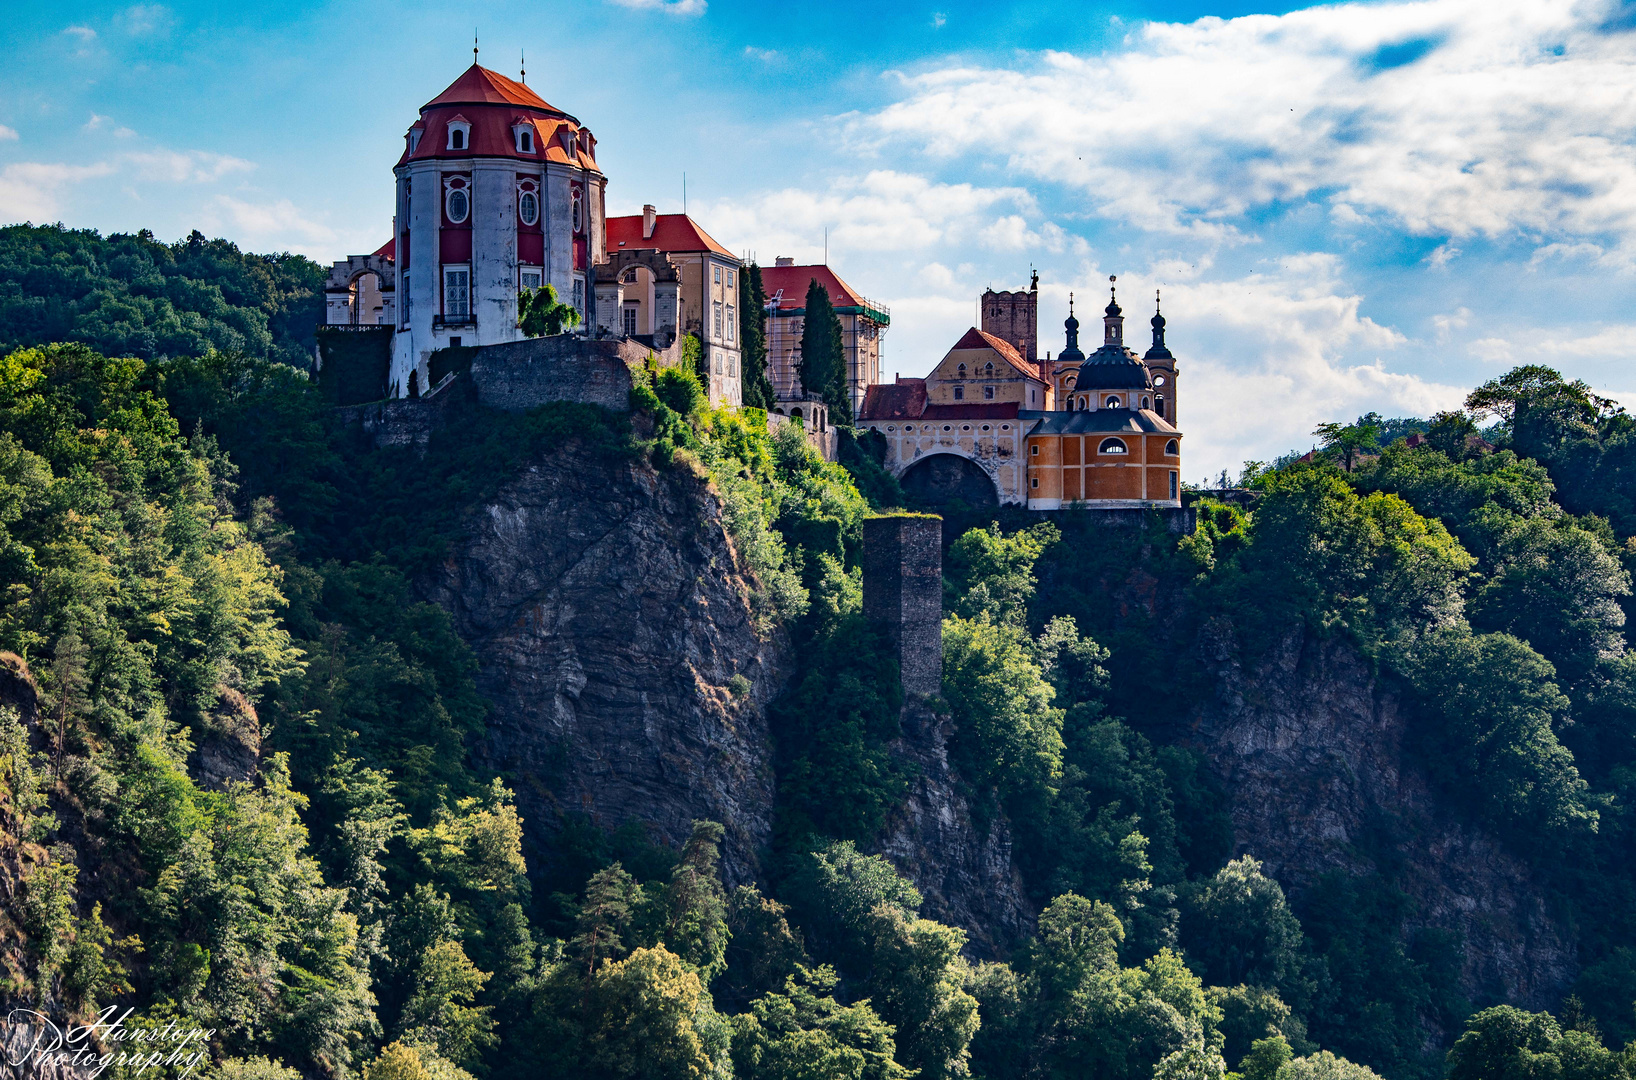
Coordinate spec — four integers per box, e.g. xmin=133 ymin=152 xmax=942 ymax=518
xmin=419 ymin=442 xmax=783 ymax=885
xmin=877 ymin=698 xmax=1034 ymax=957
xmin=1188 ymin=622 xmax=1575 ymax=1011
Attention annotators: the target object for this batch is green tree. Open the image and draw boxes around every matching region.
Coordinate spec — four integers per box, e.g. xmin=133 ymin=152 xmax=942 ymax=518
xmin=1179 ymin=857 xmax=1312 ymax=1008
xmin=740 ymin=263 xmax=776 ymax=410
xmin=798 ymin=280 xmax=850 ymax=424
xmin=732 ymin=966 xmax=910 ymax=1080
xmin=516 ymin=284 xmax=581 ymax=338
xmin=1312 ymin=419 xmax=1381 ymax=473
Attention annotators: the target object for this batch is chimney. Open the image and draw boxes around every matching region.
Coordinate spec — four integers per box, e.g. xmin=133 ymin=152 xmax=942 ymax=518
xmin=775 ymin=256 xmax=795 ymax=267
xmin=642 ymin=205 xmax=656 ymax=240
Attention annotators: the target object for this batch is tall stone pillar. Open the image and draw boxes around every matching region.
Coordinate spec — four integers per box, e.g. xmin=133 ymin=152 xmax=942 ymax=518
xmin=862 ymin=514 xmax=943 ymax=698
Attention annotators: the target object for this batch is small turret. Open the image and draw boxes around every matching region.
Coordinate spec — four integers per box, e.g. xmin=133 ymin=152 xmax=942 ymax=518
xmin=1103 ymin=276 xmax=1123 ymax=346
xmin=1145 ymin=289 xmax=1173 ymax=361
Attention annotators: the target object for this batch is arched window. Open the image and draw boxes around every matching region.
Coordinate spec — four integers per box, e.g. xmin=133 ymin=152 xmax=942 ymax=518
xmin=1079 ymin=396 xmax=1088 ymax=409
xmin=1098 ymin=438 xmax=1128 ymax=454
xmin=1106 ymin=395 xmax=1122 ymax=408
xmin=516 ymin=127 xmax=535 ymax=154
xmin=447 ymin=123 xmax=469 ymax=151
xmin=1165 ymin=439 xmax=1179 ymax=456
xmin=957 ymin=363 xmax=967 ymax=376
xmin=1156 ymin=395 xmax=1166 ymax=417
xmin=1141 ymin=396 xmax=1150 ymax=410
xmin=984 ymin=362 xmax=994 ymax=375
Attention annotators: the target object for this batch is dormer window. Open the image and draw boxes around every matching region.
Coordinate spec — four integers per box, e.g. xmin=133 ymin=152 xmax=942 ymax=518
xmin=408 ymin=129 xmax=422 ymax=154
xmin=515 ymin=126 xmax=535 ymax=154
xmin=446 ymin=118 xmax=471 ymax=151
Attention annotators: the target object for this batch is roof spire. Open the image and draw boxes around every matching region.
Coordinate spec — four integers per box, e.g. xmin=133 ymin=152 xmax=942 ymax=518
xmin=473 ymin=29 xmax=479 ymax=63
xmin=520 ymin=48 xmax=526 ymax=83
xmin=1146 ymin=288 xmax=1173 ymax=361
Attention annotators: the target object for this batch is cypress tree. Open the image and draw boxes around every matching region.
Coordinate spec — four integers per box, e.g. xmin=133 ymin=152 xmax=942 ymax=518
xmin=739 ymin=263 xmax=776 ymax=410
xmin=799 ymin=279 xmax=851 ymax=424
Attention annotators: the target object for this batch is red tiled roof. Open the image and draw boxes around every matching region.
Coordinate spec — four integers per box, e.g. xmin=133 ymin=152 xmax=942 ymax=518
xmin=425 ymin=65 xmax=564 ymax=114
xmin=605 ymin=213 xmax=734 ymax=258
xmin=372 ymin=238 xmax=395 ymax=260
xmin=760 ymin=264 xmax=871 ymax=312
xmin=860 ymin=380 xmax=927 ymax=420
xmin=946 ymin=326 xmax=1043 ymax=381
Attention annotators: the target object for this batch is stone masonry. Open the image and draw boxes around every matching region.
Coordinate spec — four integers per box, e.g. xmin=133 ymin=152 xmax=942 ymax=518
xmin=862 ymin=514 xmax=943 ymax=698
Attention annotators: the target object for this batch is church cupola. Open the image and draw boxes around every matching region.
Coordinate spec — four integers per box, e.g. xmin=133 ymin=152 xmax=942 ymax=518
xmin=1060 ymin=293 xmax=1084 ymax=362
xmin=1145 ymin=290 xmax=1173 ymax=361
xmin=1103 ymin=276 xmax=1124 ymax=346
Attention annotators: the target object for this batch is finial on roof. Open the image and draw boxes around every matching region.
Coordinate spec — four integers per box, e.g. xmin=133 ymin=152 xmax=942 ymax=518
xmin=1105 ymin=274 xmax=1122 ymax=318
xmin=473 ymin=30 xmax=479 ymax=62
xmin=1068 ymin=291 xmax=1075 ymax=316
xmin=521 ymin=48 xmax=526 ymax=83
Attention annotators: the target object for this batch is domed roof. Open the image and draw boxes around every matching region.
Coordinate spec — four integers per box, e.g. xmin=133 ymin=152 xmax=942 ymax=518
xmin=397 ymin=65 xmax=600 ymax=171
xmin=1076 ymin=337 xmax=1152 ymax=389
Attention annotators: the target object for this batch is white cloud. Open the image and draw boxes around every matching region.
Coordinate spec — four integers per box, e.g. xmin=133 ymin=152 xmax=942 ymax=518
xmin=696 ymin=170 xmax=1038 ymax=261
xmin=125 ymin=150 xmax=253 ymax=183
xmin=198 ymin=195 xmax=338 ymax=255
xmin=1469 ymin=337 xmax=1514 ymax=362
xmin=118 ymin=4 xmax=171 ymax=35
xmin=607 ymin=0 xmax=706 ymax=15
xmin=0 ymin=162 xmax=117 ymax=221
xmin=63 ymin=25 xmax=96 ymax=41
xmin=860 ymin=0 xmax=1636 ymax=256
xmin=85 ymin=114 xmax=136 ymax=138
xmin=1432 ymin=307 xmax=1471 ymax=342
xmin=744 ymin=46 xmax=779 ymax=62
xmin=0 ymin=126 xmax=17 ymax=142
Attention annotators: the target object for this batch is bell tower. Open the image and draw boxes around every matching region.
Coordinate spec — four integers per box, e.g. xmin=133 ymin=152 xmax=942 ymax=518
xmin=980 ymin=269 xmax=1039 ymax=363
xmin=1144 ymin=290 xmax=1178 ymax=426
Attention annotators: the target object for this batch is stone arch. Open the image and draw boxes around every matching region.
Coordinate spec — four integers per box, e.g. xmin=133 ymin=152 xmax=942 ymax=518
xmin=595 ymin=248 xmax=682 ymax=345
xmin=324 ymin=253 xmax=395 ymax=327
xmin=899 ymin=452 xmax=999 ymax=507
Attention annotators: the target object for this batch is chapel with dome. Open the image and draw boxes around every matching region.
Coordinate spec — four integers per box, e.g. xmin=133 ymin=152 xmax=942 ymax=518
xmin=856 ymin=276 xmax=1184 ymax=510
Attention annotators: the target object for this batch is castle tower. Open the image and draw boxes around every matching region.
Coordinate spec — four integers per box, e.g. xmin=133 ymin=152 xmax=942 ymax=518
xmin=981 ymin=270 xmax=1039 ymax=364
xmin=390 ymin=63 xmax=607 ymax=397
xmin=862 ymin=514 xmax=943 ymax=698
xmin=1144 ymin=290 xmax=1178 ymax=427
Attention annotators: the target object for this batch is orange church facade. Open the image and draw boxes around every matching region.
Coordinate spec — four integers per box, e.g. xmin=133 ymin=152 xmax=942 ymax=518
xmin=858 ymin=278 xmax=1182 ymax=510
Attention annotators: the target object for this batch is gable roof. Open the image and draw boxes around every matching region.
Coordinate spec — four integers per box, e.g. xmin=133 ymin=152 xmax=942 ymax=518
xmin=860 ymin=380 xmax=927 ymax=420
xmin=944 ymin=327 xmax=1043 ymax=381
xmin=760 ymin=264 xmax=888 ymax=323
xmin=425 ymin=65 xmax=566 ymax=115
xmin=605 ymin=213 xmax=735 ymax=258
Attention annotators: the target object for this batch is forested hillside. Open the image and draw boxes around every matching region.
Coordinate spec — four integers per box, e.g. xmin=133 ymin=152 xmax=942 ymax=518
xmin=0 ymin=227 xmax=1631 ymax=1080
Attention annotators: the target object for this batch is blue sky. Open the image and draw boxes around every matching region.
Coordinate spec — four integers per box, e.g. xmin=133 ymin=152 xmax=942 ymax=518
xmin=6 ymin=0 xmax=1636 ymax=481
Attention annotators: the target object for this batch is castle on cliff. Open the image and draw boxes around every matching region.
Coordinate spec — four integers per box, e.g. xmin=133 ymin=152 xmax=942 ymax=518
xmin=321 ymin=60 xmax=1184 ymax=512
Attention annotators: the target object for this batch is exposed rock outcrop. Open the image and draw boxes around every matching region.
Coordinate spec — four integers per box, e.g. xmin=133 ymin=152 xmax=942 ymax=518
xmin=1188 ymin=622 xmax=1575 ymax=1012
xmin=188 ymin=687 xmax=261 ymax=790
xmin=420 ymin=442 xmax=783 ymax=884
xmin=877 ymin=698 xmax=1034 ymax=957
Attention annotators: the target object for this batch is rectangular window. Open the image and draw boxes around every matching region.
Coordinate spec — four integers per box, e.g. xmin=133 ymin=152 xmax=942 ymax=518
xmin=572 ymin=277 xmax=585 ymax=312
xmin=953 ymin=386 xmax=964 ymax=400
xmin=730 ymin=357 xmax=738 ymax=377
xmin=443 ymin=267 xmax=470 ymax=319
xmin=713 ymin=301 xmax=723 ymax=339
xmin=727 ymin=271 xmax=735 ymax=289
xmin=1031 ymin=444 xmax=1039 ymax=456
xmin=1031 ymin=477 xmax=1039 ymax=488
xmin=1170 ymin=471 xmax=1179 ymax=499
xmin=726 ymin=303 xmax=736 ymax=343
xmin=623 ymin=306 xmax=637 ymax=336
xmin=714 ymin=265 xmax=722 ymax=285
xmin=519 ymin=268 xmax=542 ymax=294
xmin=984 ymin=385 xmax=995 ymax=400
